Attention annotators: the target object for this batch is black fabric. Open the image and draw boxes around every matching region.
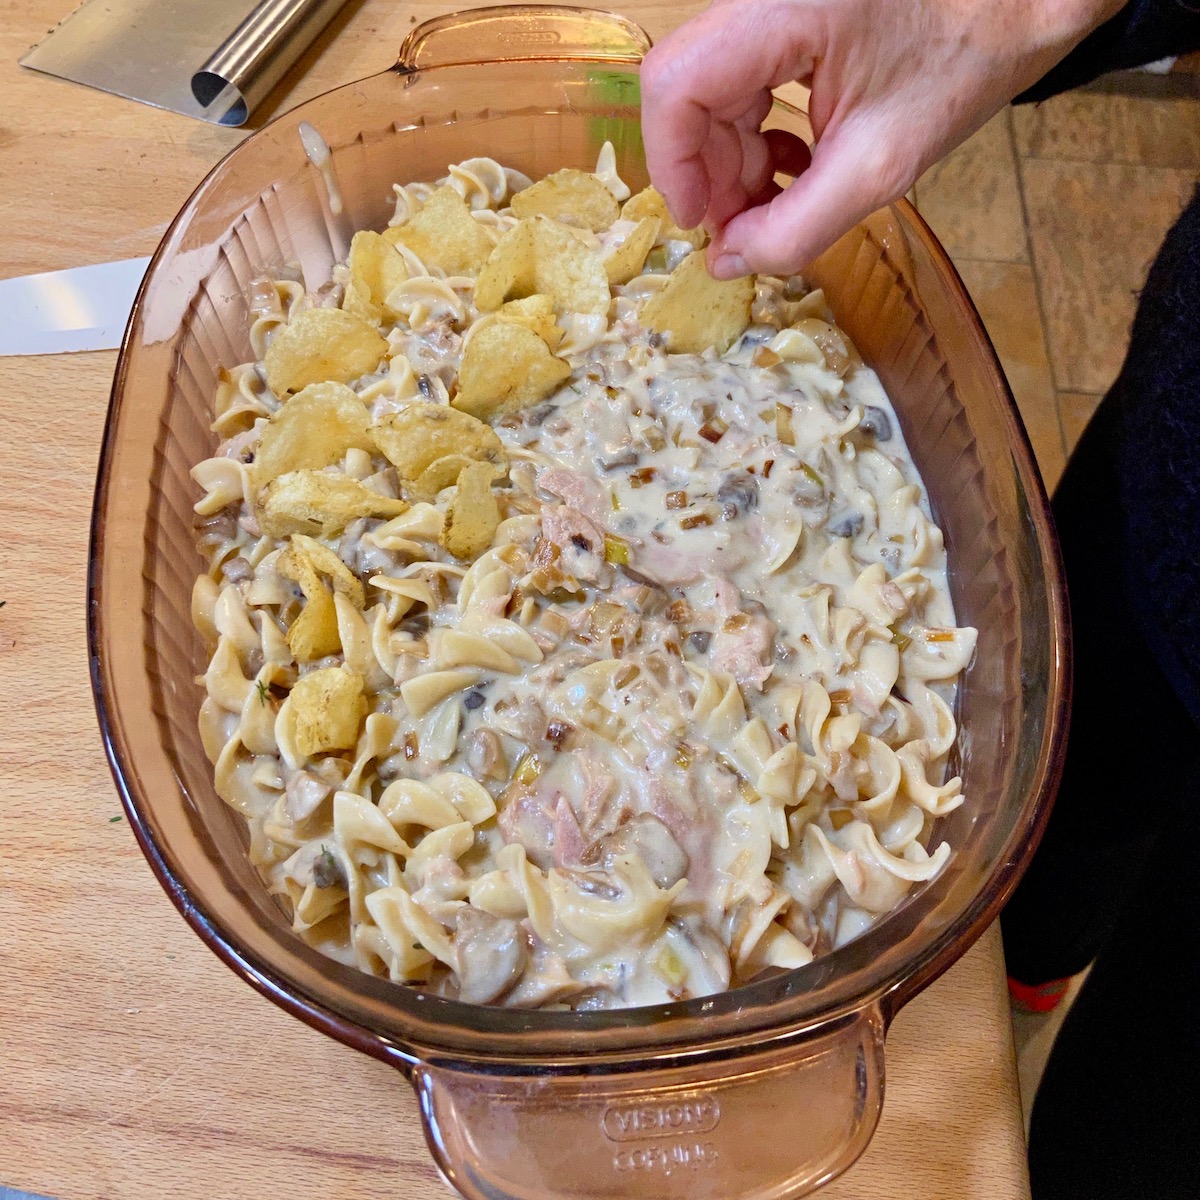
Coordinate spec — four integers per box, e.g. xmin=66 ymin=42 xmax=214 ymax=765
xmin=1016 ymin=0 xmax=1200 ymax=104
xmin=1026 ymin=792 xmax=1200 ymax=1199
xmin=983 ymin=4 xmax=1200 ymax=1194
xmin=999 ymin=167 xmax=1200 ymax=1200
xmin=999 ymin=404 xmax=1192 ymax=984
xmin=1112 ymin=187 xmax=1200 ymax=727
xmin=1003 ymin=184 xmax=1200 ymax=984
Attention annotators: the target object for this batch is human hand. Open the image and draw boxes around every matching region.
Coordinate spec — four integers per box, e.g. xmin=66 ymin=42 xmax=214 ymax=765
xmin=640 ymin=0 xmax=1122 ymax=278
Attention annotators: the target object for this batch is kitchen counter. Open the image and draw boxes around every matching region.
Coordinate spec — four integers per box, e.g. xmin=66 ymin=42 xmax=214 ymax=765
xmin=0 ymin=2 xmax=1030 ymax=1196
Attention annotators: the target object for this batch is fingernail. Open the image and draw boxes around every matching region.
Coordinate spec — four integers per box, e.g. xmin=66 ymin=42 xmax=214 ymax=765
xmin=658 ymin=189 xmax=682 ymax=222
xmin=711 ymin=252 xmax=749 ymax=279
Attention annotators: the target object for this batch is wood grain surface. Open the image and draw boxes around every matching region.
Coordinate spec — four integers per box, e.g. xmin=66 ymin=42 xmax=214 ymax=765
xmin=0 ymin=2 xmax=1030 ymax=1196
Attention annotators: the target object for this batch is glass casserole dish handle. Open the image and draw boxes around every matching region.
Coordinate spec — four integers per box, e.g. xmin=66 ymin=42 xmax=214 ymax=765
xmin=397 ymin=4 xmax=653 ymax=66
xmin=395 ymin=15 xmax=883 ymax=1200
xmin=414 ymin=1008 xmax=885 ymax=1200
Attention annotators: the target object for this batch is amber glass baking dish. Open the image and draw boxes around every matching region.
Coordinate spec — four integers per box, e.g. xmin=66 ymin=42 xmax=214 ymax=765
xmin=88 ymin=7 xmax=1069 ymax=1197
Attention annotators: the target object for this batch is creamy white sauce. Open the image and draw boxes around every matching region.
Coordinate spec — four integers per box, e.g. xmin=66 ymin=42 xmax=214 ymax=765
xmin=298 ymin=121 xmax=343 ymax=216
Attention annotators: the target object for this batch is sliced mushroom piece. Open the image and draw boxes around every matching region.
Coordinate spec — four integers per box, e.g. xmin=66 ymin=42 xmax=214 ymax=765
xmin=827 ymin=511 xmax=864 ymax=539
xmin=716 ymin=471 xmax=759 ymax=519
xmin=285 ymin=767 xmax=333 ymax=821
xmin=595 ymin=813 xmax=689 ymax=888
xmin=466 ymin=728 xmax=509 ymax=782
xmin=311 ymin=846 xmax=346 ymax=890
xmin=672 ymin=917 xmax=733 ymax=993
xmin=858 ymin=405 xmax=893 ymax=442
xmin=453 ymin=908 xmax=529 ymax=1005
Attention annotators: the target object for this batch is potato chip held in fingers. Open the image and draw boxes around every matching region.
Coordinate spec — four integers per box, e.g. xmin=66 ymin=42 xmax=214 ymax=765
xmin=621 ymin=186 xmax=706 ymax=249
xmin=640 ymin=250 xmax=754 ymax=355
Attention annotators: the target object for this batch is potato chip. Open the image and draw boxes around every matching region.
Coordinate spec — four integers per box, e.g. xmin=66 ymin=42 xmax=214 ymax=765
xmin=472 ymin=221 xmax=532 ymax=312
xmin=288 ymin=592 xmax=340 ymax=664
xmin=278 ymin=554 xmax=338 ymax=660
xmin=340 ymin=277 xmax=376 ymax=326
xmin=383 ymin=186 xmax=495 ymax=276
xmin=264 ymin=308 xmax=388 ymax=396
xmin=412 ymin=453 xmax=480 ymax=499
xmin=260 ymin=470 xmax=408 ymax=539
xmin=342 ymin=230 xmax=410 ymax=324
xmin=287 ymin=533 xmax=365 ymax=607
xmin=252 ymin=381 xmax=375 ymax=489
xmin=442 ymin=461 xmax=501 ymax=559
xmin=474 ymin=217 xmax=610 ymax=317
xmin=496 ymin=294 xmax=562 ymax=349
xmin=621 ymin=186 xmax=706 ymax=249
xmin=371 ymin=403 xmax=506 ymax=483
xmin=277 ymin=534 xmax=367 ymax=660
xmin=453 ymin=319 xmax=571 ymax=420
xmin=509 ymin=169 xmax=620 ymax=232
xmin=603 ymin=216 xmax=661 ymax=286
xmin=289 ymin=667 xmax=367 ymax=756
xmin=640 ymin=249 xmax=754 ymax=355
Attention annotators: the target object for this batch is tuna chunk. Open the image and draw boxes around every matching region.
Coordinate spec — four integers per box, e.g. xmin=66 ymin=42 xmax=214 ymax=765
xmin=571 ymin=748 xmax=622 ymax=839
xmin=540 ymin=504 xmax=605 ymax=582
xmin=553 ymin=796 xmax=588 ymax=868
xmin=711 ymin=610 xmax=777 ymax=691
xmin=539 ymin=466 xmax=611 ymax=528
xmin=633 ymin=537 xmax=707 ymax=586
xmin=498 ymin=786 xmax=557 ymax=870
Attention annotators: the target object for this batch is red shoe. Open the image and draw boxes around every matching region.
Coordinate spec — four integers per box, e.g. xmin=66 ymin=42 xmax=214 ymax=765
xmin=1008 ymin=975 xmax=1072 ymax=1014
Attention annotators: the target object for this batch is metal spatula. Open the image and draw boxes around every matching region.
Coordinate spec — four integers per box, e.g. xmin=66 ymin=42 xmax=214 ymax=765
xmin=21 ymin=0 xmax=349 ymax=126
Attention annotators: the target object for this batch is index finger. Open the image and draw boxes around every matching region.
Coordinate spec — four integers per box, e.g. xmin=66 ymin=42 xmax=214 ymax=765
xmin=640 ymin=4 xmax=814 ymax=227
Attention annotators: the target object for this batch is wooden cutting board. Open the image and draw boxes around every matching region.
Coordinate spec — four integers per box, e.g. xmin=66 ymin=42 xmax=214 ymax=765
xmin=0 ymin=2 xmax=1030 ymax=1196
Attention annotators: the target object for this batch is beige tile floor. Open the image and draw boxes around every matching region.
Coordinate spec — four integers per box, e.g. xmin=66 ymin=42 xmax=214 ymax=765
xmin=915 ymin=92 xmax=1200 ymax=484
xmin=914 ymin=89 xmax=1200 ymax=1127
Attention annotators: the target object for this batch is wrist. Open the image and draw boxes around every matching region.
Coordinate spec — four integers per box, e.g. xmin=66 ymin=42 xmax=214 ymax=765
xmin=1030 ymin=0 xmax=1128 ymax=53
xmin=968 ymin=0 xmax=1130 ymax=98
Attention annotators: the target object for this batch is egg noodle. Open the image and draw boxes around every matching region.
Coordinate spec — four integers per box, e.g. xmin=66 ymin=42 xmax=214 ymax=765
xmin=190 ymin=145 xmax=976 ymax=1009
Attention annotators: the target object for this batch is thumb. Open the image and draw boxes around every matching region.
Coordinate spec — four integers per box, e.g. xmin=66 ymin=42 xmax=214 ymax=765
xmin=709 ymin=117 xmax=913 ymax=278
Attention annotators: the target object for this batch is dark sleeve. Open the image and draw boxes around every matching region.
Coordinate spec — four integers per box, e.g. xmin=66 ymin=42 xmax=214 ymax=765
xmin=1015 ymin=0 xmax=1200 ymax=103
